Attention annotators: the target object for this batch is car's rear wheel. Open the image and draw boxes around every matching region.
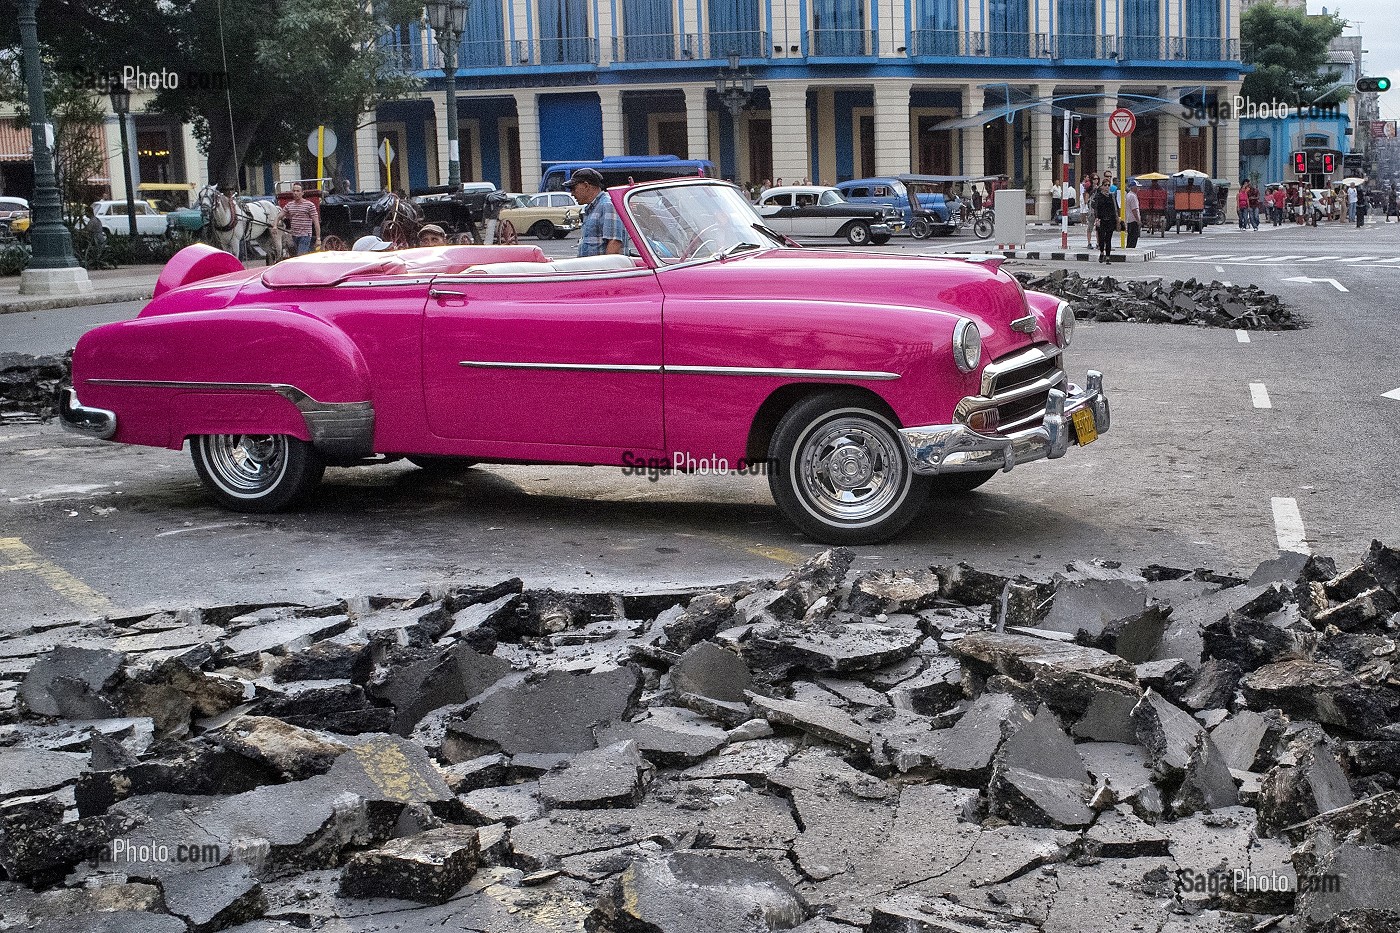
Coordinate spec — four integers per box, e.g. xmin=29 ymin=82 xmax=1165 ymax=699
xmin=911 ymin=218 xmax=933 ymax=239
xmin=191 ymin=434 xmax=324 ymax=512
xmin=844 ymin=221 xmax=872 ymax=246
xmin=529 ymin=220 xmax=557 ymax=240
xmin=768 ymin=392 xmax=930 ymax=545
xmin=927 ymin=469 xmax=997 ymax=496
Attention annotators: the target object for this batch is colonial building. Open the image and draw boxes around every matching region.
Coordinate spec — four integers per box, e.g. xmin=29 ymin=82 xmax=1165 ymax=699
xmin=351 ymin=0 xmax=1246 ymax=218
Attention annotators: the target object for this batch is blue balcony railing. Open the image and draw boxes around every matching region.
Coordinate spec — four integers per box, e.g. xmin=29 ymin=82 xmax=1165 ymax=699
xmin=704 ymin=30 xmax=768 ymax=59
xmin=809 ymin=28 xmax=876 ymax=56
xmin=611 ymin=30 xmax=770 ymax=62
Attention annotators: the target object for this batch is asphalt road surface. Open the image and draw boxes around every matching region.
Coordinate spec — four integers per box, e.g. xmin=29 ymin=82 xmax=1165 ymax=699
xmin=3 ymin=218 xmax=1398 ymax=630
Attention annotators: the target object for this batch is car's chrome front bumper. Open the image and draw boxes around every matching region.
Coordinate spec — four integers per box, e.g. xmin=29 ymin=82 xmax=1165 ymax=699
xmin=59 ymin=387 xmax=117 ymax=440
xmin=900 ymin=371 xmax=1110 ymax=475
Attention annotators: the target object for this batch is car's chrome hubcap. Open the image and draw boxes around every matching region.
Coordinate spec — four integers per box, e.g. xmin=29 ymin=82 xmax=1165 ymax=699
xmin=799 ymin=419 xmax=905 ymax=522
xmin=204 ymin=434 xmax=286 ymax=494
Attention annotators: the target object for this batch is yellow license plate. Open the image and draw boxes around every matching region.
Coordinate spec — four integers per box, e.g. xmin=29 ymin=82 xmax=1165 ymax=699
xmin=1071 ymin=408 xmax=1098 ymax=446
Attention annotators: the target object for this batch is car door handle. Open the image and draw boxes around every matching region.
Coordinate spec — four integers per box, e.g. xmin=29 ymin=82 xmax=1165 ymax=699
xmin=430 ymin=288 xmax=468 ymax=299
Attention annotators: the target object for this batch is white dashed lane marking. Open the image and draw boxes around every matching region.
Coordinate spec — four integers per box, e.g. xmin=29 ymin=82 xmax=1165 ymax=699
xmin=1270 ymin=498 xmax=1310 ymax=554
xmin=1250 ymin=383 xmax=1272 ymax=409
xmin=1235 ymin=330 xmax=1251 ymax=343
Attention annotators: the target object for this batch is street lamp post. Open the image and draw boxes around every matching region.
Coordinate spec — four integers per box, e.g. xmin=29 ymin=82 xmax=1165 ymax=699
xmin=16 ymin=0 xmax=90 ymax=296
xmin=714 ymin=52 xmax=754 ymax=118
xmin=108 ymin=81 xmax=139 ymax=238
xmin=427 ymin=0 xmax=470 ymax=189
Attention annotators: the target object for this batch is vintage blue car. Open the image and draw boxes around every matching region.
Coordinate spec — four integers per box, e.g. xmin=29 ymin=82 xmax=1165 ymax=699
xmin=836 ymin=175 xmax=975 ymax=234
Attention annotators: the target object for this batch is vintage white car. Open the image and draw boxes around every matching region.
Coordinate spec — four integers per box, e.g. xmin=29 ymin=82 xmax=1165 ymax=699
xmin=91 ymin=200 xmax=170 ymax=236
xmin=756 ymin=185 xmax=902 ymax=245
xmin=499 ymin=191 xmax=582 ymax=240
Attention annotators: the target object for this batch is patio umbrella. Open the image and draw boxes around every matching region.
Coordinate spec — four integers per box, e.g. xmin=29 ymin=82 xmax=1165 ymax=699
xmin=1137 ymin=172 xmax=1171 ymax=180
xmin=1172 ymin=169 xmax=1210 ymax=179
xmin=1342 ymin=177 xmax=1366 ymax=187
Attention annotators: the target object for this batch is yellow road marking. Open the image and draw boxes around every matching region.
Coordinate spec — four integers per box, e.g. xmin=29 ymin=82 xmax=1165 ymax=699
xmin=0 ymin=537 xmax=112 ymax=615
xmin=744 ymin=543 xmax=806 ymax=566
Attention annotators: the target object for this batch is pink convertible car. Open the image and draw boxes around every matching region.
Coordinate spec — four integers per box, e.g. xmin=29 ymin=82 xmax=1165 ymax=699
xmin=63 ymin=179 xmax=1109 ymax=544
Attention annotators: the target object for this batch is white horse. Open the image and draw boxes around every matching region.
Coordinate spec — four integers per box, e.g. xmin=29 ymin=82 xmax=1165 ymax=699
xmin=239 ymin=198 xmax=286 ymax=265
xmin=196 ymin=185 xmax=245 ymax=257
xmin=194 ymin=186 xmax=286 ymax=264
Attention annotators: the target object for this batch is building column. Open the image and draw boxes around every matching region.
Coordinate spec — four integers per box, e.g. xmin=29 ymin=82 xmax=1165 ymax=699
xmin=1217 ymin=85 xmax=1241 ymax=187
xmin=103 ymin=116 xmax=126 ymax=200
xmin=961 ymin=85 xmax=985 ymax=177
xmin=1098 ymin=83 xmax=1122 ymax=178
xmin=1156 ymin=88 xmax=1178 ymax=173
xmin=816 ymin=88 xmax=837 ymax=184
xmin=683 ymin=85 xmax=710 ymax=164
xmin=1029 ymin=84 xmax=1054 ymax=219
xmin=599 ymin=87 xmax=624 ymax=158
xmin=873 ymin=80 xmax=914 ymax=177
xmin=513 ymin=91 xmax=542 ymax=193
xmin=767 ymin=84 xmax=811 ymax=185
xmin=356 ymin=111 xmax=380 ymax=192
xmin=181 ymin=122 xmax=207 ymax=191
xmin=432 ymin=91 xmax=450 ymax=188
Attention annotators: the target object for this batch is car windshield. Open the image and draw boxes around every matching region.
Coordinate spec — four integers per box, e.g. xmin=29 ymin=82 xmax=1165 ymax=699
xmin=625 ymin=184 xmax=775 ymax=265
xmin=818 ymin=190 xmax=845 ymax=206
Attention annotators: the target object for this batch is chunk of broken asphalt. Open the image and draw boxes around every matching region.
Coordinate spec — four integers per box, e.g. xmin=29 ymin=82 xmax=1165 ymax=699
xmin=458 ymin=667 xmax=642 ymax=755
xmin=19 ymin=646 xmax=124 ymax=718
xmin=1242 ymin=660 xmax=1400 ymax=739
xmin=158 ymin=863 xmax=266 ymax=932
xmin=539 ymin=740 xmax=645 ymax=809
xmin=339 ymin=825 xmax=479 ymax=904
xmin=588 ymin=850 xmax=809 ymax=933
xmin=750 ymin=692 xmax=871 ymax=751
xmin=671 ymin=641 xmax=751 ymax=703
xmin=595 ymin=707 xmax=728 ymax=765
xmin=988 ymin=706 xmax=1095 ymax=828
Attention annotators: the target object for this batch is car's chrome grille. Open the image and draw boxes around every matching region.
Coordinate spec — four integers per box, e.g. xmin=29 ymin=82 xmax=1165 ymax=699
xmin=956 ymin=343 xmax=1067 ymax=435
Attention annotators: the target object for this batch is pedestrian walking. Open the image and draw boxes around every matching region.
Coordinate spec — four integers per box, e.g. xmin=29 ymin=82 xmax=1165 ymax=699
xmin=1082 ymin=173 xmax=1099 ymax=249
xmin=1050 ymin=181 xmax=1062 ymax=221
xmin=1246 ymin=182 xmax=1260 ymax=230
xmin=1269 ymin=186 xmax=1285 ymax=226
xmin=1387 ymin=187 xmax=1398 ymax=222
xmin=1237 ymin=183 xmax=1250 ymax=230
xmin=1125 ymin=181 xmax=1142 ymax=249
xmin=1356 ymin=187 xmax=1368 ymax=228
xmin=1347 ymin=184 xmax=1358 ymax=224
xmin=1093 ymin=180 xmax=1117 ymax=263
xmin=280 ymin=183 xmax=320 ymax=256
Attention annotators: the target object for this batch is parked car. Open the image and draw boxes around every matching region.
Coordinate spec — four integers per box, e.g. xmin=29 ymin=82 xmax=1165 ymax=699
xmin=0 ymin=196 xmax=29 ymax=237
xmin=835 ymin=176 xmax=960 ymax=231
xmin=91 ymin=200 xmax=169 ymax=236
xmin=756 ymin=185 xmax=902 ymax=245
xmin=499 ymin=191 xmax=581 ymax=240
xmin=62 ymin=178 xmax=1109 ymax=544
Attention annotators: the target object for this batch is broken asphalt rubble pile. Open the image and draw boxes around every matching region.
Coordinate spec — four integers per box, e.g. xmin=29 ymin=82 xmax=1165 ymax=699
xmin=1013 ymin=270 xmax=1301 ymax=331
xmin=0 ymin=353 xmax=68 ymax=422
xmin=2 ymin=544 xmax=1398 ymax=933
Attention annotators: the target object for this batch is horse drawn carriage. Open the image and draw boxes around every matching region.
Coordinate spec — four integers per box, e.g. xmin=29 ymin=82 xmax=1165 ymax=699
xmin=312 ymin=183 xmax=517 ymax=249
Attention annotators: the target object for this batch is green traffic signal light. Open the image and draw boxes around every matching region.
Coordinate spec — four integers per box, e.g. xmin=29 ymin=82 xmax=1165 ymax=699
xmin=1358 ymin=77 xmax=1392 ymax=93
xmin=1381 ymin=78 xmax=1392 ymax=92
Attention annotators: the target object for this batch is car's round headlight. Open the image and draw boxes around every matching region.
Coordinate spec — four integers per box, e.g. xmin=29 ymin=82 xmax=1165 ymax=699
xmin=952 ymin=318 xmax=982 ymax=373
xmin=1056 ymin=299 xmax=1076 ymax=348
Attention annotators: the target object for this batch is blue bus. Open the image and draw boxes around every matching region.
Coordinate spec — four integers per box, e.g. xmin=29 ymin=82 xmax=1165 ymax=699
xmin=540 ymin=155 xmax=716 ymax=192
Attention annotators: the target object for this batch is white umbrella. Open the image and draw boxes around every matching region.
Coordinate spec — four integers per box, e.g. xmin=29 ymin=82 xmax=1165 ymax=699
xmin=1342 ymin=177 xmax=1366 ymax=187
xmin=1172 ymin=169 xmax=1210 ymax=179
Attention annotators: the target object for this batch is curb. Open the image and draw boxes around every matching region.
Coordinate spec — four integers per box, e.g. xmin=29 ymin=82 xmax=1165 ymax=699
xmin=941 ymin=248 xmax=1157 ymax=263
xmin=0 ymin=286 xmax=154 ymax=315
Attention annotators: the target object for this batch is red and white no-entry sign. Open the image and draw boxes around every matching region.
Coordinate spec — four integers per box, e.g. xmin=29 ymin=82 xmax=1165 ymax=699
xmin=1109 ymin=108 xmax=1137 ymax=138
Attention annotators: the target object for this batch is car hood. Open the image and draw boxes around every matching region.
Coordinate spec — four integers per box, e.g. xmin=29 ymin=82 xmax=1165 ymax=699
xmin=677 ymin=248 xmax=1039 ymax=358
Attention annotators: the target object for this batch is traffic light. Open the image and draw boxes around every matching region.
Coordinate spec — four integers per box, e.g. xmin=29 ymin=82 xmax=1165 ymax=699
xmin=1293 ymin=151 xmax=1308 ymax=175
xmin=1070 ymin=116 xmax=1083 ymax=156
xmin=1357 ymin=77 xmax=1392 ymax=93
xmin=1322 ymin=152 xmax=1336 ymax=174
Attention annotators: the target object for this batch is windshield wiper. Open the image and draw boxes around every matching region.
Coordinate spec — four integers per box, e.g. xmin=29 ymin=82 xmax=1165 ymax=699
xmin=719 ymin=241 xmax=764 ymax=261
xmin=750 ymin=222 xmax=788 ymax=245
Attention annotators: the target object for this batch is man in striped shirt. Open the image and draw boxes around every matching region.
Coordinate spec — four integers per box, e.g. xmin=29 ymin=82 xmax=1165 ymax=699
xmin=281 ymin=183 xmax=320 ymax=256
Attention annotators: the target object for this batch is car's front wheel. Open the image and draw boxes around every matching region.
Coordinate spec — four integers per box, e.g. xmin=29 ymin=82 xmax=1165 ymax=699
xmin=768 ymin=393 xmax=930 ymax=545
xmin=844 ymin=221 xmax=872 ymax=246
xmin=191 ymin=434 xmax=324 ymax=512
xmin=529 ymin=220 xmax=556 ymax=240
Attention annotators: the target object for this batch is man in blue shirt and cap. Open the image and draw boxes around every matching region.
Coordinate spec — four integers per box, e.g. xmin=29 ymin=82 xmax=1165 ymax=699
xmin=569 ymin=168 xmax=630 ymax=257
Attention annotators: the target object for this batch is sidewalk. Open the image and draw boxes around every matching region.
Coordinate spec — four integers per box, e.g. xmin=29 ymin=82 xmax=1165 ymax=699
xmin=0 ymin=266 xmax=162 ymax=315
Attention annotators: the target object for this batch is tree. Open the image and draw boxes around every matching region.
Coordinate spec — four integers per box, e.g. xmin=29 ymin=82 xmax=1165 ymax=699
xmin=0 ymin=59 xmax=107 ymax=224
xmin=0 ymin=0 xmax=424 ymax=187
xmin=1240 ymin=3 xmax=1348 ymax=108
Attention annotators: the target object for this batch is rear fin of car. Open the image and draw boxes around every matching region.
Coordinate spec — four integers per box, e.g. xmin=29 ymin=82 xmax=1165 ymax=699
xmin=153 ymin=244 xmax=247 ymax=299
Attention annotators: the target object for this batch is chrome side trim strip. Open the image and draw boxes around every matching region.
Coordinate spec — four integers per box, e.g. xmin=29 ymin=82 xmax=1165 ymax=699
xmin=457 ymin=361 xmax=663 ymax=373
xmin=667 ymin=365 xmax=900 ymax=381
xmin=454 ymin=362 xmax=899 ymax=380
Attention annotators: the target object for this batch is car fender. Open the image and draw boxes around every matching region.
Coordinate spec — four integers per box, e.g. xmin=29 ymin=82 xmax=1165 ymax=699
xmin=71 ymin=307 xmax=375 ymax=459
